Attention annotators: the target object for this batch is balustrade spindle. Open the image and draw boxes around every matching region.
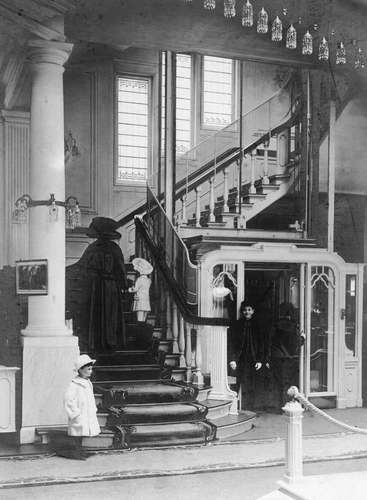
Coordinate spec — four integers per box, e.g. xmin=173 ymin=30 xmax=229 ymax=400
xmin=181 ymin=195 xmax=187 ymax=225
xmin=195 ymin=186 xmax=202 ymax=228
xmin=171 ymin=302 xmax=179 ymax=353
xmin=165 ymin=293 xmax=173 ymax=340
xmin=276 ymin=129 xmax=289 ymax=174
xmin=249 ymin=150 xmax=257 ymax=194
xmin=209 ymin=177 xmax=215 ymax=222
xmin=262 ymin=141 xmax=270 ymax=184
xmin=192 ymin=327 xmax=204 ymax=385
xmin=223 ymin=168 xmax=229 ymax=211
xmin=185 ymin=323 xmax=193 ymax=382
xmin=178 ymin=315 xmax=187 ymax=368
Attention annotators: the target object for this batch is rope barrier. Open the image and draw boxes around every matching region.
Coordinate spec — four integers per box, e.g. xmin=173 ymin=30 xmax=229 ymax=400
xmin=287 ymin=386 xmax=367 ymax=435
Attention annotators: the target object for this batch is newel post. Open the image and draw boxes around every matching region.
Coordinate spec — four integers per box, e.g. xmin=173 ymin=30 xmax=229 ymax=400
xmin=282 ymin=387 xmax=304 ymax=484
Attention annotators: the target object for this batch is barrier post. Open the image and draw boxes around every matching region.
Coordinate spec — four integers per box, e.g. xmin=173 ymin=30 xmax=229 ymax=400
xmin=282 ymin=388 xmax=304 ymax=484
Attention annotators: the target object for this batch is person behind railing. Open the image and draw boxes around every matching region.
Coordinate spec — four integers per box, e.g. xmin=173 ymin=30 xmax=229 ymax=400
xmin=271 ymin=303 xmax=304 ymax=406
xmin=128 ymin=257 xmax=153 ymax=323
xmin=228 ymin=301 xmax=269 ymax=410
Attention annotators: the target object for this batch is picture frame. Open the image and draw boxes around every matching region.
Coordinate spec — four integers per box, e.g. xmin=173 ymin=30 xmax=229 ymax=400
xmin=15 ymin=259 xmax=48 ymax=295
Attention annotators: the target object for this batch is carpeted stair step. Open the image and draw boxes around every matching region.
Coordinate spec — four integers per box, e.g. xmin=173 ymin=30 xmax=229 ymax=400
xmin=107 ymin=401 xmax=208 ymax=425
xmin=96 ymin=350 xmax=155 ymax=366
xmin=93 ymin=364 xmax=161 ymax=382
xmin=94 ymin=380 xmax=199 ymax=406
xmin=209 ymin=411 xmax=256 ymax=439
xmin=122 ymin=420 xmax=216 ymax=448
xmin=37 ymin=427 xmax=115 ymax=449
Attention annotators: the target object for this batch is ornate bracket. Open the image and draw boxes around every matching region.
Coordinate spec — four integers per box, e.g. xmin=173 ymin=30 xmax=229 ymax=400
xmin=13 ymin=193 xmax=81 ymax=229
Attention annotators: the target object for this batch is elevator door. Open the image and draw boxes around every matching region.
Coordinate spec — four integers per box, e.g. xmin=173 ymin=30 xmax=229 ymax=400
xmin=243 ymin=263 xmax=301 ymax=411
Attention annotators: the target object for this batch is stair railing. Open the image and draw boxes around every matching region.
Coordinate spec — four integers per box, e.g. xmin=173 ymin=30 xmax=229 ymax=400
xmin=174 ymin=76 xmax=301 ymax=226
xmin=135 ymin=199 xmax=229 ymax=383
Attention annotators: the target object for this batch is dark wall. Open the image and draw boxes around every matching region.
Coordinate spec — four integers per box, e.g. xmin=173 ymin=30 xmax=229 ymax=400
xmin=0 ymin=266 xmax=28 ymax=432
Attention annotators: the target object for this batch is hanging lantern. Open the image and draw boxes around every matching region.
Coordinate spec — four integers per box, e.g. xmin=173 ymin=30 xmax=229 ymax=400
xmin=204 ymin=0 xmax=216 ymax=10
xmin=224 ymin=0 xmax=236 ymax=18
xmin=271 ymin=16 xmax=283 ymax=42
xmin=242 ymin=0 xmax=253 ymax=27
xmin=286 ymin=24 xmax=297 ymax=49
xmin=318 ymin=37 xmax=329 ymax=61
xmin=355 ymin=47 xmax=365 ymax=69
xmin=336 ymin=41 xmax=346 ymax=65
xmin=302 ymin=30 xmax=313 ymax=55
xmin=257 ymin=7 xmax=268 ymax=34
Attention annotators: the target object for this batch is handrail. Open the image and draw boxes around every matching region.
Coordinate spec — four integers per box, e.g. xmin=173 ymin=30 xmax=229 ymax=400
xmin=146 ymin=186 xmax=197 ymax=271
xmin=288 ymin=386 xmax=367 ymax=434
xmin=135 ymin=216 xmax=229 ymax=326
xmin=116 ymin=106 xmax=300 ymax=229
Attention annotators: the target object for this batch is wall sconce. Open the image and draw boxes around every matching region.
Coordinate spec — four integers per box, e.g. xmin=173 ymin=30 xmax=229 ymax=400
xmin=13 ymin=193 xmax=81 ymax=229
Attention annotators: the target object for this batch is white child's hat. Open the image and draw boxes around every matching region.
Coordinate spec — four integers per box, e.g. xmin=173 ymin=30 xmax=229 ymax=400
xmin=74 ymin=354 xmax=96 ymax=371
xmin=132 ymin=257 xmax=153 ymax=275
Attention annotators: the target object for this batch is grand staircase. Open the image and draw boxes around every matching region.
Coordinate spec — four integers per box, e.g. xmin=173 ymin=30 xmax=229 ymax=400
xmin=38 ymin=319 xmax=255 ymax=450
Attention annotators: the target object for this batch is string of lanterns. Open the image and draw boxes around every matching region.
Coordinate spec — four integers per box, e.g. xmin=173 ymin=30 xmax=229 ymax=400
xmin=181 ymin=0 xmax=365 ymax=69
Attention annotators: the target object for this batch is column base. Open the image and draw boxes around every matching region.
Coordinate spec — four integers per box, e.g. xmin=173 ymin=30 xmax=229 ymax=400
xmin=20 ymin=426 xmax=36 ymax=445
xmin=21 ymin=324 xmax=73 ymax=337
xmin=209 ymin=390 xmax=239 ymax=415
xmin=21 ymin=336 xmax=79 ymax=443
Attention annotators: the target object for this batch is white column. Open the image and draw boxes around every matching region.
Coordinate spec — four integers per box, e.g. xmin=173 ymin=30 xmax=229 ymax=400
xmin=206 ymin=326 xmax=238 ymax=414
xmin=192 ymin=327 xmax=204 ymax=386
xmin=185 ymin=323 xmax=193 ymax=382
xmin=282 ymin=399 xmax=304 ymax=484
xmin=327 ymin=100 xmax=336 ymax=253
xmin=2 ymin=111 xmax=30 ymax=265
xmin=20 ymin=40 xmax=79 ymax=444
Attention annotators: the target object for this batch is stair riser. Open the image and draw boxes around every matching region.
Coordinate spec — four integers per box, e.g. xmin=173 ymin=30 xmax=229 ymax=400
xmin=106 ymin=405 xmax=208 ymax=425
xmin=213 ymin=418 xmax=255 ymax=439
xmin=94 ymin=369 xmax=161 ymax=382
xmin=207 ymin=403 xmax=233 ymax=420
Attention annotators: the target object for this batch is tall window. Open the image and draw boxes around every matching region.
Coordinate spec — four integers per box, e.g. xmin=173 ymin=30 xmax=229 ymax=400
xmin=176 ymin=54 xmax=192 ymax=156
xmin=202 ymin=56 xmax=234 ymax=128
xmin=116 ymin=76 xmax=150 ymax=183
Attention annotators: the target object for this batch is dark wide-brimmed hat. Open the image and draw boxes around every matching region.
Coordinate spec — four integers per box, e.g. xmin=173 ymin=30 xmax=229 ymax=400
xmin=86 ymin=217 xmax=121 ymax=240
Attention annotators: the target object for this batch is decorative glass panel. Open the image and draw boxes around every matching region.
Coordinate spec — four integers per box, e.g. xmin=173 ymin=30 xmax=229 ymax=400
xmin=310 ymin=266 xmax=335 ymax=393
xmin=345 ymin=275 xmax=357 ymax=357
xmin=202 ymin=56 xmax=234 ymax=127
xmin=211 ymin=264 xmax=237 ymax=319
xmin=116 ymin=77 xmax=149 ymax=182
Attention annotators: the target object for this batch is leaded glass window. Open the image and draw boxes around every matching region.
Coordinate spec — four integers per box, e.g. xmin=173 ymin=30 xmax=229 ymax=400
xmin=202 ymin=56 xmax=234 ymax=127
xmin=116 ymin=76 xmax=150 ymax=183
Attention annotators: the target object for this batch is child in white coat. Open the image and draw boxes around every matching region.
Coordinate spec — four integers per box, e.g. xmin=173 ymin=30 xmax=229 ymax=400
xmin=129 ymin=258 xmax=153 ymax=322
xmin=58 ymin=354 xmax=100 ymax=460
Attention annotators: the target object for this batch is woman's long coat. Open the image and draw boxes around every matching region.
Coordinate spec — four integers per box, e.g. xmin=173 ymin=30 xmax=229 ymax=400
xmin=64 ymin=377 xmax=101 ymax=437
xmin=79 ymin=238 xmax=127 ymax=351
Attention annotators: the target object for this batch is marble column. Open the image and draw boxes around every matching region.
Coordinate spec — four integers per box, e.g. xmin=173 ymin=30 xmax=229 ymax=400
xmin=20 ymin=40 xmax=79 ymax=444
xmin=205 ymin=326 xmax=238 ymax=414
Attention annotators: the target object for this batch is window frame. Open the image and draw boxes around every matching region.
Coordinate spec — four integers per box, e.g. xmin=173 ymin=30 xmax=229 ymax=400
xmin=114 ymin=73 xmax=153 ymax=186
xmin=200 ymin=55 xmax=238 ymax=131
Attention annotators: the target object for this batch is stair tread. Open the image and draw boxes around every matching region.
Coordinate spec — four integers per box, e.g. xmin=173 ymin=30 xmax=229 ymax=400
xmin=209 ymin=411 xmax=256 ymax=428
xmin=95 ymin=364 xmax=160 ymax=370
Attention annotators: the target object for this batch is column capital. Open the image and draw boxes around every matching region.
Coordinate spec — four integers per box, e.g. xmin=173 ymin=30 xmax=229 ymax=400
xmin=27 ymin=39 xmax=73 ymax=68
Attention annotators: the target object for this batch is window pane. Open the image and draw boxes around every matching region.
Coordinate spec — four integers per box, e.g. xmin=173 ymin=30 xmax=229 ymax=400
xmin=345 ymin=275 xmax=357 ymax=357
xmin=117 ymin=77 xmax=150 ymax=182
xmin=310 ymin=266 xmax=335 ymax=393
xmin=202 ymin=56 xmax=233 ymax=128
xmin=176 ymin=54 xmax=192 ymax=157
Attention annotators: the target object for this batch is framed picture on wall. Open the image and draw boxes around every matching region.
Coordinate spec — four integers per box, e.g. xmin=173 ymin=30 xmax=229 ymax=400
xmin=15 ymin=259 xmax=48 ymax=295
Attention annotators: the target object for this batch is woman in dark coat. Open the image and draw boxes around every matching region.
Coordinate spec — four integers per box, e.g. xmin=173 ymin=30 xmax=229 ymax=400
xmin=79 ymin=217 xmax=128 ymax=352
xmin=228 ymin=301 xmax=268 ymax=410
